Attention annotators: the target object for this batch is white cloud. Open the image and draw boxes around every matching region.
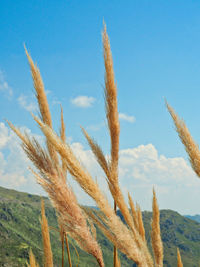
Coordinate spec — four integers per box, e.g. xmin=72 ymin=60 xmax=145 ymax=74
xmin=119 ymin=113 xmax=135 ymax=123
xmin=0 ymin=70 xmax=13 ymax=98
xmin=71 ymin=95 xmax=95 ymax=108
xmin=0 ymin=122 xmax=44 ymax=194
xmin=18 ymin=94 xmax=37 ymax=112
xmin=69 ymin=143 xmax=200 ymax=214
xmin=0 ymin=123 xmax=9 ymax=149
xmin=118 ymin=144 xmax=200 ymax=214
xmin=86 ymin=121 xmax=105 ymax=131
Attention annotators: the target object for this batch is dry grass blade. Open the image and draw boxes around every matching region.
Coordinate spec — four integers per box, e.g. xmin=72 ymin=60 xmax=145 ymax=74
xmin=166 ymin=101 xmax=200 ymax=178
xmin=7 ymin=122 xmax=55 ymax=178
xmin=102 ymin=24 xmax=120 ymax=175
xmin=24 ymin=46 xmax=52 ymax=127
xmin=24 ymin=46 xmax=58 ymax=165
xmin=177 ymin=248 xmax=183 ymax=267
xmin=64 ymin=233 xmax=72 ymax=267
xmin=41 ymin=199 xmax=54 ymax=267
xmin=151 ymin=189 xmax=163 ymax=267
xmin=83 ymin=208 xmax=117 ymax=246
xmin=88 ymin=217 xmax=97 ymax=241
xmin=32 ymin=116 xmax=153 ymax=266
xmin=29 ymin=249 xmax=39 ymax=267
xmin=6 ymin=120 xmax=28 ymax=144
xmin=65 ymin=235 xmax=80 ymax=267
xmin=136 ymin=203 xmax=145 ymax=241
xmin=60 ymin=106 xmax=68 ymax=179
xmin=59 ymin=224 xmax=65 ymax=267
xmin=116 ymin=255 xmax=121 ymax=267
xmin=128 ymin=193 xmax=138 ymax=229
xmin=81 ymin=127 xmax=109 ymax=177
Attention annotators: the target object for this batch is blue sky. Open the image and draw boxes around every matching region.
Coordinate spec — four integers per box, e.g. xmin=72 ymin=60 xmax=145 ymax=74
xmin=1 ymin=1 xmax=200 ymax=214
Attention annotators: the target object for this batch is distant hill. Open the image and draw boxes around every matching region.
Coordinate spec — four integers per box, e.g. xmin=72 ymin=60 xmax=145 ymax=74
xmin=185 ymin=214 xmax=200 ymax=223
xmin=1 ymin=186 xmax=200 ymax=266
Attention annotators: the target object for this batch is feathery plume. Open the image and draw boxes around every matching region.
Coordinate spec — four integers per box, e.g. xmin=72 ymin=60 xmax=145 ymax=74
xmin=177 ymin=248 xmax=183 ymax=267
xmin=151 ymin=189 xmax=163 ymax=267
xmin=29 ymin=249 xmax=39 ymax=267
xmin=136 ymin=203 xmax=146 ymax=241
xmin=60 ymin=106 xmax=67 ymax=179
xmin=81 ymin=127 xmax=109 ymax=177
xmin=24 ymin=46 xmax=58 ymax=165
xmin=166 ymin=101 xmax=200 ymax=178
xmin=128 ymin=193 xmax=138 ymax=229
xmin=102 ymin=24 xmax=120 ymax=178
xmin=102 ymin=26 xmax=146 ymax=267
xmin=41 ymin=199 xmax=54 ymax=267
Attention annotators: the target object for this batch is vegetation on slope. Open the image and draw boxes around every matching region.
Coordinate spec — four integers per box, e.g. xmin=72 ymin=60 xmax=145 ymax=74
xmin=1 ymin=186 xmax=200 ymax=266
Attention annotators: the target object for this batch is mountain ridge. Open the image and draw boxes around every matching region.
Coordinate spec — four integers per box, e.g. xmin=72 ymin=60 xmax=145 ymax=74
xmin=1 ymin=185 xmax=200 ymax=266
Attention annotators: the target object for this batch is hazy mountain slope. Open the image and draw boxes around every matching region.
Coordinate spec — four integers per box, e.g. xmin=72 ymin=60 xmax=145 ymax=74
xmin=185 ymin=214 xmax=200 ymax=223
xmin=1 ymin=186 xmax=200 ymax=266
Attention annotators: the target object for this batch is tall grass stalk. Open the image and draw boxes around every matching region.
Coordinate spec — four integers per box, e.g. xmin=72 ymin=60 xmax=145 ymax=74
xmin=102 ymin=24 xmax=120 ymax=267
xmin=166 ymin=101 xmax=200 ymax=178
xmin=177 ymin=248 xmax=183 ymax=267
xmin=40 ymin=199 xmax=54 ymax=267
xmin=151 ymin=189 xmax=163 ymax=267
xmin=28 ymin=249 xmax=39 ymax=267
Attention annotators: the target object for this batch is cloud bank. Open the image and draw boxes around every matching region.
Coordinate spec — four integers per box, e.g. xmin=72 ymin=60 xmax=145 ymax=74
xmin=0 ymin=122 xmax=199 ymax=214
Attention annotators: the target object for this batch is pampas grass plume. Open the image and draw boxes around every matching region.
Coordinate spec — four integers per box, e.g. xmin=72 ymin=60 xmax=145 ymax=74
xmin=41 ymin=199 xmax=54 ymax=267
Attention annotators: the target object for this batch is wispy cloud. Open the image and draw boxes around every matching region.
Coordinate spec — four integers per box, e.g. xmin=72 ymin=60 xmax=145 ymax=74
xmin=0 ymin=70 xmax=13 ymax=98
xmin=0 ymin=122 xmax=44 ymax=193
xmin=18 ymin=94 xmax=37 ymax=112
xmin=86 ymin=121 xmax=105 ymax=131
xmin=119 ymin=113 xmax=135 ymax=123
xmin=52 ymin=99 xmax=62 ymax=106
xmin=71 ymin=95 xmax=96 ymax=108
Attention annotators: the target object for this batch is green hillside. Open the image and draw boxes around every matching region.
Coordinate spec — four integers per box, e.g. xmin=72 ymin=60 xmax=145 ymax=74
xmin=0 ymin=186 xmax=200 ymax=266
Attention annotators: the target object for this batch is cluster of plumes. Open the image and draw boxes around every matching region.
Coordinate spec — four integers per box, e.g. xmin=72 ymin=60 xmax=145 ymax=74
xmin=7 ymin=44 xmax=104 ymax=267
xmin=8 ymin=25 xmax=168 ymax=267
